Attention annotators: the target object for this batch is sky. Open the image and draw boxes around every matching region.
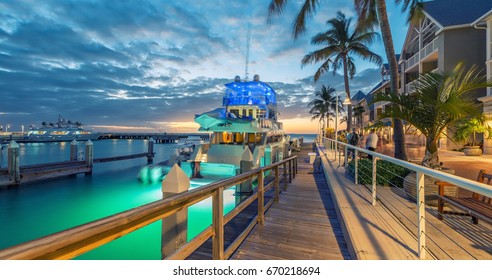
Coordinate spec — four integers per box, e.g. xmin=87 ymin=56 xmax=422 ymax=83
xmin=0 ymin=0 xmax=410 ymax=134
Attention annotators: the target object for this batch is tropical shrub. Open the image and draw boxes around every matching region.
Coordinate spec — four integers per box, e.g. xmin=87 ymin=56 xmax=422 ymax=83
xmin=346 ymin=158 xmax=411 ymax=188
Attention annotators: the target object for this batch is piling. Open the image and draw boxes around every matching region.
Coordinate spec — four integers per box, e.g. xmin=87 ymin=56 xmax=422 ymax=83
xmin=7 ymin=140 xmax=20 ymax=184
xmin=85 ymin=140 xmax=94 ymax=174
xmin=70 ymin=139 xmax=78 ymax=161
xmin=147 ymin=138 xmax=155 ymax=164
xmin=161 ymin=164 xmax=190 ymax=259
xmin=237 ymin=147 xmax=254 ymax=197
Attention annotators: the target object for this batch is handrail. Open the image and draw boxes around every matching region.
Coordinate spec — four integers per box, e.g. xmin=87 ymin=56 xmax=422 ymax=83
xmin=321 ymin=136 xmax=492 ymax=259
xmin=324 ymin=137 xmax=492 ymax=198
xmin=0 ymin=155 xmax=297 ymax=260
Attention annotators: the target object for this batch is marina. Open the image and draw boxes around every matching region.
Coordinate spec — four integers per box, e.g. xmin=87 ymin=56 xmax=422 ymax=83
xmin=1 ymin=1 xmax=492 ymax=269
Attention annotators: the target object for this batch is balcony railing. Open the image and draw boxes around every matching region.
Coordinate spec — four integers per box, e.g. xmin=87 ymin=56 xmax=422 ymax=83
xmin=405 ymin=38 xmax=438 ymax=70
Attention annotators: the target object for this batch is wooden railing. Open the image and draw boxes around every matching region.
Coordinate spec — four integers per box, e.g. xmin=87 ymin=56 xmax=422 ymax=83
xmin=0 ymin=156 xmax=298 ymax=260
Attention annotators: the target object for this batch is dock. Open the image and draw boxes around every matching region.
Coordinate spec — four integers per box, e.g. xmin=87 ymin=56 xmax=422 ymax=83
xmin=230 ymin=143 xmax=350 ymax=259
xmin=99 ymin=132 xmax=210 ymax=143
xmin=0 ymin=140 xmax=155 ymax=187
xmin=231 ymin=142 xmax=491 ymax=260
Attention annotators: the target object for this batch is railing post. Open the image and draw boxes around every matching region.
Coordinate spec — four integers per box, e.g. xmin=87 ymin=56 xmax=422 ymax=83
xmin=354 ymin=150 xmax=358 ymax=185
xmin=274 ymin=165 xmax=279 ymax=202
xmin=283 ymin=162 xmax=287 ymax=191
xmin=416 ymin=171 xmax=426 ymax=259
xmin=295 ymin=157 xmax=298 ymax=174
xmin=338 ymin=146 xmax=342 ymax=167
xmin=288 ymin=160 xmax=292 ymax=183
xmin=372 ymin=156 xmax=377 ymax=206
xmin=292 ymin=157 xmax=296 ymax=179
xmin=335 ymin=141 xmax=338 ymax=161
xmin=212 ymin=188 xmax=224 ymax=260
xmin=344 ymin=146 xmax=348 ymax=166
xmin=258 ymin=171 xmax=265 ymax=225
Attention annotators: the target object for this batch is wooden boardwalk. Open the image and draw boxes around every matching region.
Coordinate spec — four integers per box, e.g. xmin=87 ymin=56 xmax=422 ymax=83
xmin=230 ymin=144 xmax=351 ymax=260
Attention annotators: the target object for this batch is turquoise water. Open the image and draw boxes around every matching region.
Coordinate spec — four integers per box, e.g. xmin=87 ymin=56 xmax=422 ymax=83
xmin=0 ymin=139 xmax=236 ymax=260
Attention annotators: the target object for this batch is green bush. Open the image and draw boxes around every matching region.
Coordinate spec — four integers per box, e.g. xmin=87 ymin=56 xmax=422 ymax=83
xmin=346 ymin=159 xmax=411 ymax=188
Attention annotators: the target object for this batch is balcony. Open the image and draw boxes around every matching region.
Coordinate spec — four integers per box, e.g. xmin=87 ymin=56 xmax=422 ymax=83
xmin=404 ymin=38 xmax=438 ymax=70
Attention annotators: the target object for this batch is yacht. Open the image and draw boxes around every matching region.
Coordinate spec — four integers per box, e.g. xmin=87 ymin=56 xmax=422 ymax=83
xmin=183 ymin=74 xmax=288 ymax=181
xmin=138 ymin=75 xmax=288 ymax=185
xmin=21 ymin=115 xmax=101 ymax=142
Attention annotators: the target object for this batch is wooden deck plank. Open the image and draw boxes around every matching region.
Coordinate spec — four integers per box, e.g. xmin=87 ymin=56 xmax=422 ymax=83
xmin=230 ymin=143 xmax=351 ymax=260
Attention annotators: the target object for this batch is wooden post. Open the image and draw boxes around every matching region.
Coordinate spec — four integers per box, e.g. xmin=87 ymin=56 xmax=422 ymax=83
xmin=7 ymin=140 xmax=20 ymax=184
xmin=258 ymin=171 xmax=265 ymax=225
xmin=237 ymin=148 xmax=254 ymax=197
xmin=212 ymin=188 xmax=224 ymax=260
xmin=283 ymin=162 xmax=287 ymax=191
xmin=288 ymin=160 xmax=292 ymax=183
xmin=70 ymin=139 xmax=78 ymax=161
xmin=292 ymin=157 xmax=296 ymax=179
xmin=274 ymin=165 xmax=279 ymax=202
xmin=147 ymin=138 xmax=155 ymax=164
xmin=85 ymin=140 xmax=94 ymax=174
xmin=161 ymin=164 xmax=190 ymax=259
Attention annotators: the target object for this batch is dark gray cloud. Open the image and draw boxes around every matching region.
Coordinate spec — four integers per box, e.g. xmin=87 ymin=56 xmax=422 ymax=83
xmin=0 ymin=0 xmax=399 ymax=133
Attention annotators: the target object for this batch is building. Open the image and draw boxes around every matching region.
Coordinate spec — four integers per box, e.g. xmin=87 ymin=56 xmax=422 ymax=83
xmin=399 ymin=0 xmax=492 ymax=151
xmin=474 ymin=8 xmax=492 ymax=153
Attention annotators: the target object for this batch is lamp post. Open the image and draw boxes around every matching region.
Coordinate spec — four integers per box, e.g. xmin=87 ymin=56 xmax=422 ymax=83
xmin=335 ymin=92 xmax=351 ymax=160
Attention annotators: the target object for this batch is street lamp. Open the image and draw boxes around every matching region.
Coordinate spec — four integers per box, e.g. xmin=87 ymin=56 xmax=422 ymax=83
xmin=335 ymin=92 xmax=351 ymax=160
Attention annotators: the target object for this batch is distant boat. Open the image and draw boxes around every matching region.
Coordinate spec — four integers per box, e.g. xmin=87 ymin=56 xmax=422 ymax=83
xmin=21 ymin=115 xmax=101 ymax=142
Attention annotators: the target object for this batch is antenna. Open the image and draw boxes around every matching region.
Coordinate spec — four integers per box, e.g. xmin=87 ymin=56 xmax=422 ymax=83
xmin=244 ymin=25 xmax=251 ymax=81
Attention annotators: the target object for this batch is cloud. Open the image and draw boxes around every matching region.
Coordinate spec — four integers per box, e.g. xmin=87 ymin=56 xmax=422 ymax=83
xmin=0 ymin=0 xmax=402 ymax=134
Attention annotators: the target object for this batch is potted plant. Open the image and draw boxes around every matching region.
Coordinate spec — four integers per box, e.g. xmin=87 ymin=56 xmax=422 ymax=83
xmin=452 ymin=115 xmax=492 ymax=156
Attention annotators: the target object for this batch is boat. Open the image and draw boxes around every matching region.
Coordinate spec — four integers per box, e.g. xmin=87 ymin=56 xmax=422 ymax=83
xmin=183 ymin=74 xmax=288 ymax=182
xmin=20 ymin=115 xmax=101 ymax=142
xmin=138 ymin=74 xmax=288 ymax=185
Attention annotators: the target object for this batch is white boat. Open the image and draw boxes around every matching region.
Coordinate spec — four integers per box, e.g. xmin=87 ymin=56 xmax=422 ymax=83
xmin=21 ymin=115 xmax=101 ymax=142
xmin=185 ymin=74 xmax=288 ymax=180
xmin=138 ymin=75 xmax=289 ymax=185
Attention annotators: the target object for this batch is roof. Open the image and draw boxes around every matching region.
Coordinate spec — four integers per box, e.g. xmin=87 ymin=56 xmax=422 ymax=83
xmin=351 ymin=90 xmax=366 ymax=102
xmin=364 ymin=91 xmax=375 ymax=111
xmin=423 ymin=0 xmax=492 ymax=27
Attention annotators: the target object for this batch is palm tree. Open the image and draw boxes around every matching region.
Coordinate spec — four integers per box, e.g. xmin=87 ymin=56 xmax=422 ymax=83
xmin=355 ymin=0 xmax=424 ymax=161
xmin=268 ymin=0 xmax=422 ymax=160
xmin=301 ymin=12 xmax=382 ymax=131
xmin=373 ymin=63 xmax=492 ymax=168
xmin=308 ymin=85 xmax=343 ymax=135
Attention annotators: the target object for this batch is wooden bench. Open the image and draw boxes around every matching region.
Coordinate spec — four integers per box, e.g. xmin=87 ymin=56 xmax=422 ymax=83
xmin=436 ymin=169 xmax=492 ymax=225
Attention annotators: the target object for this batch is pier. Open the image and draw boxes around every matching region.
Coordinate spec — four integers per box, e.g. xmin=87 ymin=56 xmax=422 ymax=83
xmin=99 ymin=132 xmax=210 ymax=143
xmin=0 ymin=139 xmax=155 ymax=187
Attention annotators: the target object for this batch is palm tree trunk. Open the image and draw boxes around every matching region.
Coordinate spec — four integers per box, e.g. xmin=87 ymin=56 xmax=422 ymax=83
xmin=342 ymin=55 xmax=352 ymax=131
xmin=375 ymin=0 xmax=408 ymax=161
xmin=422 ymin=136 xmax=440 ymax=168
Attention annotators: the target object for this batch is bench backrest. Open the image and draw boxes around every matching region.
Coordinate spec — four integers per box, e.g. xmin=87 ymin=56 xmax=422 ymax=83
xmin=475 ymin=169 xmax=492 ymax=204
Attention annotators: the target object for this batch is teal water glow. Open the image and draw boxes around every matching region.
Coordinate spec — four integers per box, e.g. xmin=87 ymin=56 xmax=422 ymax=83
xmin=0 ymin=139 xmax=236 ymax=260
